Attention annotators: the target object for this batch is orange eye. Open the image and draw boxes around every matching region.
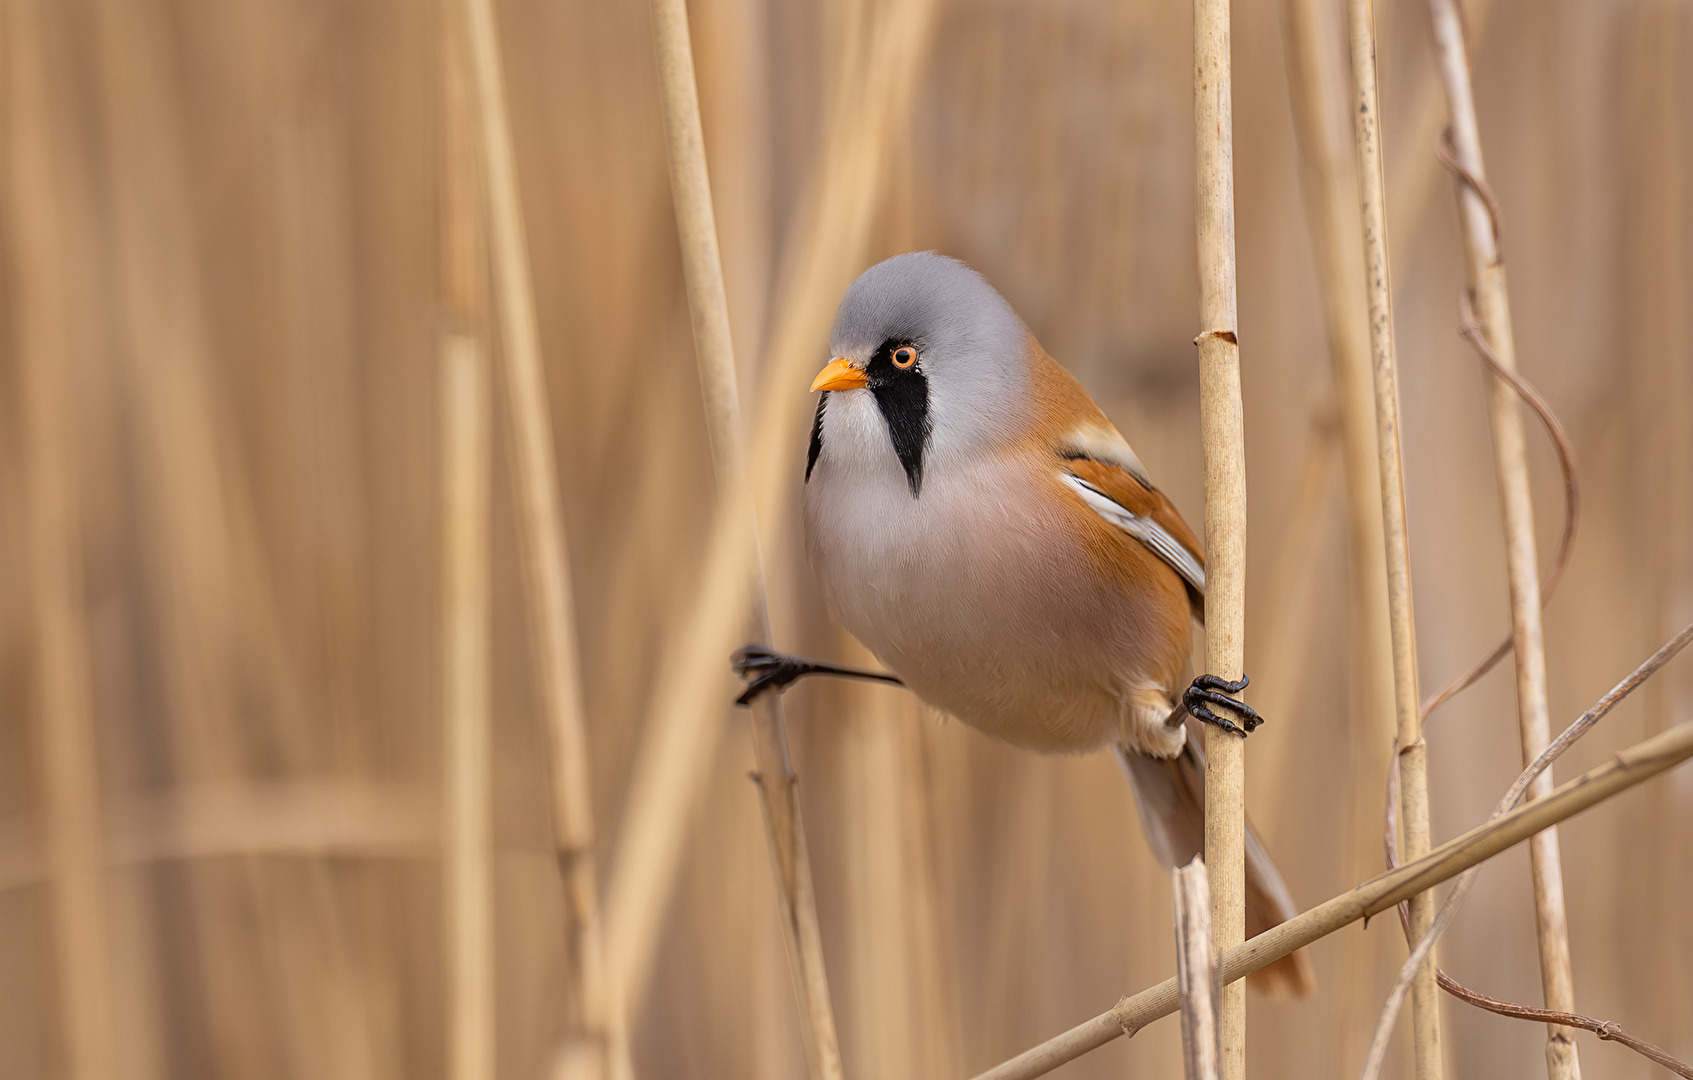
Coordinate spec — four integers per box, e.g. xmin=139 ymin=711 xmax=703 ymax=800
xmin=892 ymin=346 xmax=917 ymax=368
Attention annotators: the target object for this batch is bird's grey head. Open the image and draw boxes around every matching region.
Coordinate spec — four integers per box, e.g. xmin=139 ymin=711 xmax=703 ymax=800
xmin=808 ymin=252 xmax=1031 ymax=496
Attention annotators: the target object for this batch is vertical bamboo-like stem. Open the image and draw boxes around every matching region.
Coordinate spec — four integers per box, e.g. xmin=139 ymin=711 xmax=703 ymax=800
xmin=1423 ymin=5 xmax=1581 ymax=1076
xmin=1174 ymin=859 xmax=1221 ymax=1080
xmin=8 ymin=3 xmax=119 ymax=1075
xmin=1383 ymin=0 xmax=1496 ymax=259
xmin=1344 ymin=0 xmax=1443 ymax=1076
xmin=646 ymin=1 xmax=845 ymax=1077
xmin=967 ymin=649 xmax=1693 ymax=1080
xmin=442 ymin=22 xmax=495 ymax=1068
xmin=1279 ymin=0 xmax=1396 ymax=778
xmin=1192 ymin=1 xmax=1248 ymax=1074
xmin=453 ymin=0 xmax=619 ymax=1073
xmin=441 ymin=225 xmax=495 ymax=1080
xmin=1276 ymin=0 xmax=1399 ymax=1063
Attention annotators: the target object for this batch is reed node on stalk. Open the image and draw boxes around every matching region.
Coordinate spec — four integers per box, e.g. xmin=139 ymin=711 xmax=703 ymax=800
xmin=971 ymin=627 xmax=1693 ymax=1080
xmin=1191 ymin=0 xmax=1250 ymax=1073
xmin=5 ymin=5 xmax=1689 ymax=1080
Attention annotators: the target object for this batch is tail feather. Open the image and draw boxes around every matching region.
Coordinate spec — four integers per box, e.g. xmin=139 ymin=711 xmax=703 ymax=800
xmin=1115 ymin=729 xmax=1316 ymax=998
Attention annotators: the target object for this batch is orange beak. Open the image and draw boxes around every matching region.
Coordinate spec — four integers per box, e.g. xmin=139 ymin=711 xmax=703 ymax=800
xmin=810 ymin=356 xmax=869 ymax=392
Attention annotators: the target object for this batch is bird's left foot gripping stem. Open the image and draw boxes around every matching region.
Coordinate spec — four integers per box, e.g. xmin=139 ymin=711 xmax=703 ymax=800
xmin=1182 ymin=673 xmax=1263 ymax=737
xmin=731 ymin=646 xmax=905 ymax=706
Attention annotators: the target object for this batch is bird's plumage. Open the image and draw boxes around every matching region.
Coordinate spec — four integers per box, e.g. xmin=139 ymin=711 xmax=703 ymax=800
xmin=803 ymin=251 xmax=1313 ymax=995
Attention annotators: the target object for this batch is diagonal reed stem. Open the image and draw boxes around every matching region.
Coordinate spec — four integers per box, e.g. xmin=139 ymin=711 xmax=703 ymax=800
xmin=1384 ymin=631 xmax=1693 ymax=1079
xmin=604 ymin=0 xmax=937 ymax=1037
xmin=1362 ymin=621 xmax=1693 ymax=1080
xmin=971 ymin=708 xmax=1693 ymax=1080
xmin=642 ymin=0 xmax=849 ymax=1075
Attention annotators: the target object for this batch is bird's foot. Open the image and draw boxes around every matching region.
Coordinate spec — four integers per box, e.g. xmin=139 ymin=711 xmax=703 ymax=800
xmin=1182 ymin=673 xmax=1263 ymax=737
xmin=730 ymin=645 xmax=904 ymax=706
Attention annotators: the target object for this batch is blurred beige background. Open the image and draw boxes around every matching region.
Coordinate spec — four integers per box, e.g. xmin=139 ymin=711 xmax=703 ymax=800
xmin=2 ymin=0 xmax=1690 ymax=1078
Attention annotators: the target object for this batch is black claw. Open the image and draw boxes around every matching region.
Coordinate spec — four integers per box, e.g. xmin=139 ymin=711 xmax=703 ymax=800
xmin=731 ymin=648 xmax=809 ymax=706
xmin=1191 ymin=672 xmax=1251 ymax=695
xmin=1187 ymin=688 xmax=1264 ymax=728
xmin=730 ymin=646 xmax=788 ymax=680
xmin=730 ymin=644 xmax=905 ymax=706
xmin=735 ymin=675 xmax=781 ymax=706
xmin=1186 ymin=700 xmax=1248 ymax=737
xmin=1183 ymin=673 xmax=1263 ymax=736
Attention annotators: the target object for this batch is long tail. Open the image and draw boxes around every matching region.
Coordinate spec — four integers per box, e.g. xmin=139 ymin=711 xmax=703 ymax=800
xmin=1114 ymin=726 xmax=1316 ymax=998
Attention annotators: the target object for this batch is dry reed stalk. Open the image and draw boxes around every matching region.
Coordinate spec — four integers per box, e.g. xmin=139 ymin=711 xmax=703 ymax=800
xmin=1415 ymin=333 xmax=1580 ymax=725
xmin=970 ymin=711 xmax=1693 ymax=1080
xmin=604 ymin=0 xmax=936 ymax=1025
xmin=1191 ymin=0 xmax=1249 ymax=1072
xmin=1173 ymin=859 xmax=1221 ymax=1080
xmin=1362 ymin=621 xmax=1693 ymax=1080
xmin=640 ymin=0 xmax=857 ymax=1075
xmin=1422 ymin=7 xmax=1582 ymax=1076
xmin=440 ymin=188 xmax=495 ymax=1080
xmin=8 ymin=3 xmax=119 ymax=1074
xmin=1279 ymin=0 xmax=1394 ymax=773
xmin=1384 ymin=0 xmax=1495 ymax=260
xmin=1343 ymin=0 xmax=1444 ymax=1074
xmin=440 ymin=11 xmax=496 ymax=1080
xmin=690 ymin=0 xmax=775 ymax=379
xmin=1428 ymin=975 xmax=1693 ymax=1078
xmin=1376 ymin=640 xmax=1693 ymax=1077
xmin=452 ymin=0 xmax=619 ymax=1072
xmin=1276 ymin=1 xmax=1404 ymax=1064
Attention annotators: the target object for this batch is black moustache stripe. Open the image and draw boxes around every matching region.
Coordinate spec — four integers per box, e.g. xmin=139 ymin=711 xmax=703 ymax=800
xmin=806 ymin=391 xmax=826 ymax=483
xmin=805 ymin=339 xmax=931 ymax=496
xmin=871 ymin=370 xmax=930 ymax=497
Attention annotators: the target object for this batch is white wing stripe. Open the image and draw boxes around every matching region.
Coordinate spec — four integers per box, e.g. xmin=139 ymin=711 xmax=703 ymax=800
xmin=1060 ymin=473 xmax=1206 ymax=595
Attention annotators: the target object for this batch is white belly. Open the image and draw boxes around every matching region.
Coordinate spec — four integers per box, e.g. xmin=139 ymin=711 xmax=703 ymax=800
xmin=803 ymin=393 xmax=1183 ymax=754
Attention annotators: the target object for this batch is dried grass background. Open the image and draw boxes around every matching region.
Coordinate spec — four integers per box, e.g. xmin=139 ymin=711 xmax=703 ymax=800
xmin=2 ymin=0 xmax=1691 ymax=1078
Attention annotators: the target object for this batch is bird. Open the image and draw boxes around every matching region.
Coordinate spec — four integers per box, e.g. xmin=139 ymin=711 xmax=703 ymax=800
xmin=737 ymin=250 xmax=1313 ymax=996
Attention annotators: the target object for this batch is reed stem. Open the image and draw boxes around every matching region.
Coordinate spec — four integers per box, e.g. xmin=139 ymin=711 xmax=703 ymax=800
xmin=1174 ymin=859 xmax=1221 ymax=1080
xmin=644 ymin=0 xmax=847 ymax=1075
xmin=604 ymin=0 xmax=936 ymax=1036
xmin=1191 ymin=0 xmax=1249 ymax=1073
xmin=1278 ymin=0 xmax=1396 ymax=798
xmin=1343 ymin=0 xmax=1443 ymax=1073
xmin=440 ymin=242 xmax=494 ymax=1080
xmin=970 ymin=715 xmax=1693 ymax=1080
xmin=453 ymin=0 xmax=620 ymax=1071
xmin=1423 ymin=3 xmax=1582 ymax=1075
